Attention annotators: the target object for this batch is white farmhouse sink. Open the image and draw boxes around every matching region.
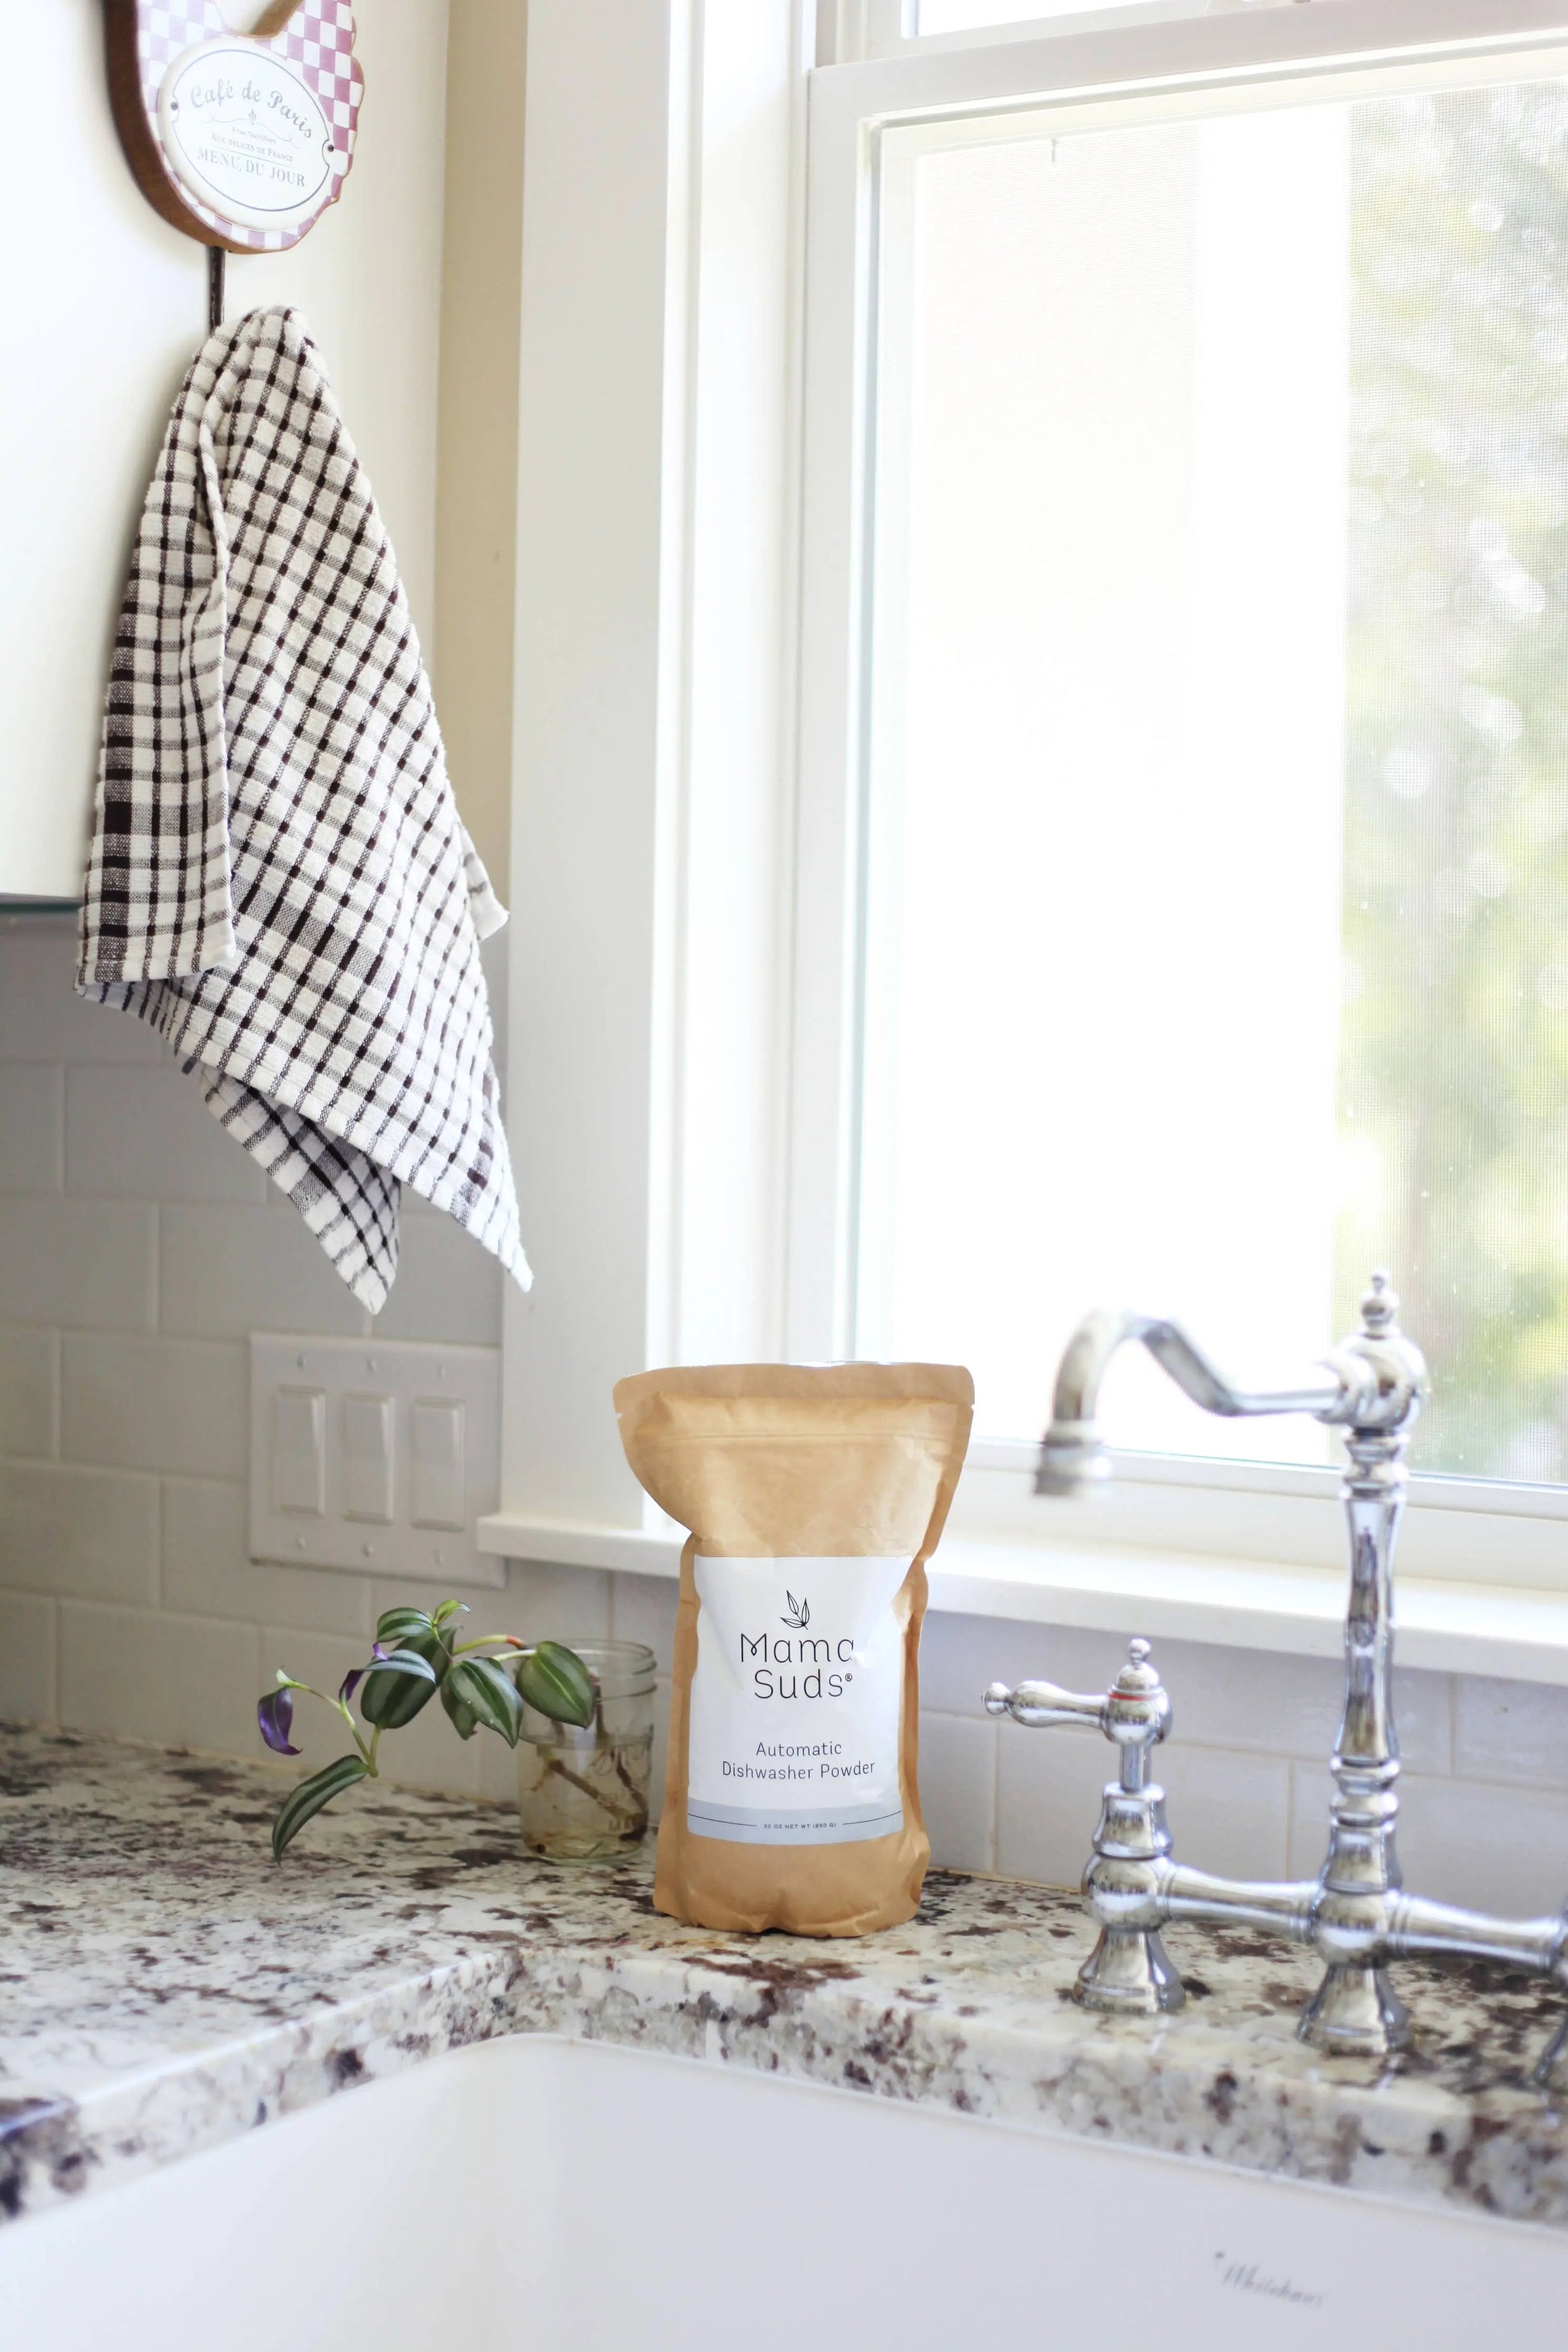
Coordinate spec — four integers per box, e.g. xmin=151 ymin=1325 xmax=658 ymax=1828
xmin=2 ymin=2034 xmax=1564 ymax=2351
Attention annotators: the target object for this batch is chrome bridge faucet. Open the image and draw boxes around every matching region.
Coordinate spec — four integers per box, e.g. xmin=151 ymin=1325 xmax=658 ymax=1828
xmin=985 ymin=1275 xmax=1568 ymax=2076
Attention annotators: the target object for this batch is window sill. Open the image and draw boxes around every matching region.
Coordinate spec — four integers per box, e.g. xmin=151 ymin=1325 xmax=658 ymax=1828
xmin=476 ymin=1511 xmax=1568 ymax=1686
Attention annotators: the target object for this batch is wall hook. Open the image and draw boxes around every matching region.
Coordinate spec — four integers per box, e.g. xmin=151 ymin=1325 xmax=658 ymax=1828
xmin=208 ymin=247 xmax=226 ymax=338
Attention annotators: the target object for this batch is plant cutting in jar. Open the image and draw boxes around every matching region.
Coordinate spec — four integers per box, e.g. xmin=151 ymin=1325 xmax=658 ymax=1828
xmin=257 ymin=1600 xmax=595 ymax=1857
xmin=519 ymin=1653 xmax=653 ymax=1856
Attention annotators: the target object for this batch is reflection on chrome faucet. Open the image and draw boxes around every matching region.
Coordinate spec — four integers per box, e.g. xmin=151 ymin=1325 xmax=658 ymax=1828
xmin=985 ymin=1275 xmax=1568 ymax=2079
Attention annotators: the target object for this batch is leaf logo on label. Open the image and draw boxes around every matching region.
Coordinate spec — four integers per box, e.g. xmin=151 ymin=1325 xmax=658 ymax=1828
xmin=781 ymin=1592 xmax=811 ymax=1630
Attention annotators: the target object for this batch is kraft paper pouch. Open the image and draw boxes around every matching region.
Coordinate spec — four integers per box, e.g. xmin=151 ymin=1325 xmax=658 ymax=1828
xmin=613 ymin=1363 xmax=973 ymax=1937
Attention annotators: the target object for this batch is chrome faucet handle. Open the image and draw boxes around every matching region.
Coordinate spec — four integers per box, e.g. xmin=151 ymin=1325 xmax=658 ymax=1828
xmin=984 ymin=1676 xmax=1107 ymax=1731
xmin=1104 ymin=1635 xmax=1172 ymax=1760
xmin=986 ymin=1636 xmax=1171 ymax=1748
xmin=985 ymin=1640 xmax=1184 ymax=2016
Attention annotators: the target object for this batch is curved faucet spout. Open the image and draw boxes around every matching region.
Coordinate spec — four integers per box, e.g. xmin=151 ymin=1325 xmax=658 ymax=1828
xmin=1036 ymin=1308 xmax=1369 ymax=1498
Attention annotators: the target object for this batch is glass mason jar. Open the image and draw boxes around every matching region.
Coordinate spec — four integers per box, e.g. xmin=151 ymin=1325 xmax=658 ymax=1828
xmin=519 ymin=1638 xmax=657 ymax=1860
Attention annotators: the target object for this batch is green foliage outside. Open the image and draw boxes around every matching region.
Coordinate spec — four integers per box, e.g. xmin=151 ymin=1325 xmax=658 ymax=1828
xmin=1341 ymin=84 xmax=1568 ymax=1479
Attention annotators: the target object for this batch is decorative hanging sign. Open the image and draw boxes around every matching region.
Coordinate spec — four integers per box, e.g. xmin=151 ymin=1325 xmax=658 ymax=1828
xmin=104 ymin=2 xmax=363 ymax=256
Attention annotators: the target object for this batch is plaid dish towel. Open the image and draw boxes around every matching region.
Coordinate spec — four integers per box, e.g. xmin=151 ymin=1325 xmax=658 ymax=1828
xmin=77 ymin=307 xmax=529 ymax=1313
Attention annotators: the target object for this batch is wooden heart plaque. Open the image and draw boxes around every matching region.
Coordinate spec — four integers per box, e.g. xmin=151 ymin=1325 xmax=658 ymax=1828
xmin=104 ymin=2 xmax=363 ymax=255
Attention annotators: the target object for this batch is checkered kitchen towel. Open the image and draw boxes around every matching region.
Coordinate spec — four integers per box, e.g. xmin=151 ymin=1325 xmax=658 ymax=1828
xmin=77 ymin=307 xmax=529 ymax=1312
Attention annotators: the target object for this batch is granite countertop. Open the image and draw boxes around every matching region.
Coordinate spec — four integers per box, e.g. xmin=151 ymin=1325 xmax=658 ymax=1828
xmin=3 ymin=1723 xmax=1568 ymax=2234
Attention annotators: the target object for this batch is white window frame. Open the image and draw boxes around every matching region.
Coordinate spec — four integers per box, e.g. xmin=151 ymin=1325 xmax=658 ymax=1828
xmin=483 ymin=0 xmax=1568 ymax=1682
xmin=486 ymin=0 xmax=809 ymax=1528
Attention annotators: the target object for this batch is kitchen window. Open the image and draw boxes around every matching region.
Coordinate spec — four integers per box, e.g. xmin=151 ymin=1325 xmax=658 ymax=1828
xmin=857 ymin=73 xmax=1568 ymax=1487
xmin=494 ymin=0 xmax=1568 ymax=1641
xmin=793 ymin=0 xmax=1568 ymax=1581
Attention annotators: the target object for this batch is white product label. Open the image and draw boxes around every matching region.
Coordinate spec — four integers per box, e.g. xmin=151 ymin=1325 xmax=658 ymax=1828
xmin=159 ymin=41 xmax=337 ymax=233
xmin=687 ymin=1555 xmax=909 ymax=1846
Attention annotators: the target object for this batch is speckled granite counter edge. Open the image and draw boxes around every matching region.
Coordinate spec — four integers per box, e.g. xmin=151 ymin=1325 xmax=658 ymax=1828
xmin=3 ymin=1728 xmax=1568 ymax=2237
xmin=11 ymin=1926 xmax=1568 ymax=2240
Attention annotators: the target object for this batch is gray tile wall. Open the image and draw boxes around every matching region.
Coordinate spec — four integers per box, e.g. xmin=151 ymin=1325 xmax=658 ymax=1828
xmin=4 ymin=916 xmax=1568 ymax=1908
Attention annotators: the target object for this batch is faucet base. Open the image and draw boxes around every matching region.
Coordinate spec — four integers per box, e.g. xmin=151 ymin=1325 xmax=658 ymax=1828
xmin=1297 ymin=1962 xmax=1411 ymax=2056
xmin=1075 ymin=1927 xmax=1185 ymax=2016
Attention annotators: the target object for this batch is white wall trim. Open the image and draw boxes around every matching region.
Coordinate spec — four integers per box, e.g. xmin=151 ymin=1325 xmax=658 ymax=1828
xmin=504 ymin=0 xmax=685 ymax=1528
xmin=503 ymin=0 xmax=811 ymax=1529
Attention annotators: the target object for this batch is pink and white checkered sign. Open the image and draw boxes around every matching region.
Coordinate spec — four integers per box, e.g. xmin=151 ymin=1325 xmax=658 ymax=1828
xmin=134 ymin=2 xmax=363 ymax=251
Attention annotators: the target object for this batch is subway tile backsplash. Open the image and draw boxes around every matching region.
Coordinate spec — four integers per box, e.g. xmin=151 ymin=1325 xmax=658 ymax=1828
xmin=0 ymin=1590 xmax=55 ymax=1723
xmin=0 ymin=1197 xmax=158 ymax=1330
xmin=0 ymin=1458 xmax=160 ymax=1605
xmin=0 ymin=1329 xmax=56 ymax=1457
xmin=64 ymin=1064 xmax=268 ymax=1203
xmin=4 ymin=915 xmax=1568 ymax=1889
xmin=60 ymin=1333 xmax=249 ymax=1479
xmin=0 ymin=1064 xmax=64 ymax=1193
xmin=1454 ymin=1673 xmax=1568 ymax=1793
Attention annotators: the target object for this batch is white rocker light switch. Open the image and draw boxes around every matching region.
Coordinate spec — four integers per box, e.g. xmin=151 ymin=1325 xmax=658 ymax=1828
xmin=343 ymin=1393 xmax=395 ymax=1523
xmin=272 ymin=1387 xmax=326 ymax=1516
xmin=410 ymin=1399 xmax=466 ymax=1531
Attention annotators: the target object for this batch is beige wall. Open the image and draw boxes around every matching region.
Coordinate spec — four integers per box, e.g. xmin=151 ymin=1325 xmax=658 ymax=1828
xmin=0 ymin=0 xmax=454 ymax=901
xmin=433 ymin=0 xmax=529 ymax=886
xmin=0 ymin=0 xmax=522 ymax=894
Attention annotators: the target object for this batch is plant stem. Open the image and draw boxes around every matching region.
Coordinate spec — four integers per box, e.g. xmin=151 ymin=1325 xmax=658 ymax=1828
xmin=537 ymin=1753 xmax=646 ymax=1831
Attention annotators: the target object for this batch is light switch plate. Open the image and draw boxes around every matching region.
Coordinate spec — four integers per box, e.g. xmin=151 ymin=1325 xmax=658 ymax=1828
xmin=248 ymin=1334 xmax=504 ymax=1587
